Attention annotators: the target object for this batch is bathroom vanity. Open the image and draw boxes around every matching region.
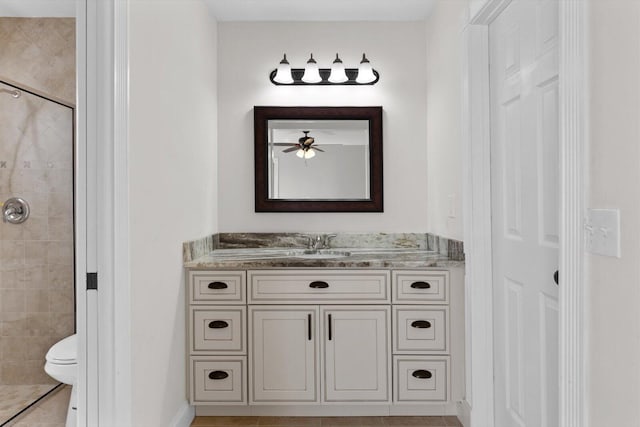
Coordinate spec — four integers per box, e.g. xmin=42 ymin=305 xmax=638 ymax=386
xmin=183 ymin=234 xmax=464 ymax=417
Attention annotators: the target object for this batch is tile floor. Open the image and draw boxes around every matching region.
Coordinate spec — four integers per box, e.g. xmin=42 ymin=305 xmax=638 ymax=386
xmin=4 ymin=385 xmax=69 ymax=427
xmin=0 ymin=384 xmax=60 ymax=426
xmin=191 ymin=416 xmax=462 ymax=427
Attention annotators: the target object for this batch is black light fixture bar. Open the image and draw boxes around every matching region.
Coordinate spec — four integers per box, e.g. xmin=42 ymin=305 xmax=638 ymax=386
xmin=269 ymin=68 xmax=380 ymax=86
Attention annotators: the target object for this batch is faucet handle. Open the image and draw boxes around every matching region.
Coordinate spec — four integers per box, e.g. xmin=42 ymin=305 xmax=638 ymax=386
xmin=323 ymin=234 xmax=337 ymax=248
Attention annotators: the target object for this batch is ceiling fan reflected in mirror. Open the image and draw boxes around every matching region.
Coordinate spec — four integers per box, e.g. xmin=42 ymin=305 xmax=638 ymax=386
xmin=274 ymin=130 xmax=324 ymax=159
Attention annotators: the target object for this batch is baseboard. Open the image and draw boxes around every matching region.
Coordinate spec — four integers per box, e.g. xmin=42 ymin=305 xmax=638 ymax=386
xmin=195 ymin=403 xmax=457 ymax=417
xmin=169 ymin=401 xmax=195 ymax=427
xmin=456 ymin=399 xmax=471 ymax=427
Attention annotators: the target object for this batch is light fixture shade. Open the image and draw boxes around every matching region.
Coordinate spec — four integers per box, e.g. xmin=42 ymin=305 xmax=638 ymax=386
xmin=356 ymin=53 xmax=376 ymax=84
xmin=296 ymin=148 xmax=316 ymax=159
xmin=328 ymin=53 xmax=348 ymax=83
xmin=302 ymin=54 xmax=322 ymax=84
xmin=273 ymin=54 xmax=294 ymax=84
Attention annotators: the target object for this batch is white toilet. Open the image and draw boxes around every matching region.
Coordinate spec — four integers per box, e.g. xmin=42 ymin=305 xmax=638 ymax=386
xmin=44 ymin=334 xmax=77 ymax=427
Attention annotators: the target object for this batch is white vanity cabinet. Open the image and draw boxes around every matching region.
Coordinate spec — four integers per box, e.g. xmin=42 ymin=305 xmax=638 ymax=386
xmin=249 ymin=306 xmax=319 ymax=403
xmin=391 ymin=270 xmax=451 ymax=404
xmin=187 ymin=270 xmax=248 ymax=405
xmin=186 ymin=266 xmax=463 ymax=416
xmin=249 ymin=304 xmax=390 ymax=404
xmin=248 ymin=270 xmax=391 ymax=405
xmin=321 ymin=306 xmax=390 ymax=403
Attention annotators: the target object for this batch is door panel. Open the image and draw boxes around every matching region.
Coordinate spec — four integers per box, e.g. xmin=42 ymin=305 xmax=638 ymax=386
xmin=490 ymin=1 xmax=559 ymax=426
xmin=322 ymin=306 xmax=391 ymax=403
xmin=249 ymin=306 xmax=319 ymax=403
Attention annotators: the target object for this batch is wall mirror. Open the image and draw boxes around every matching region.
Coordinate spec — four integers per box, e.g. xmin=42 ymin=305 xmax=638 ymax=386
xmin=254 ymin=106 xmax=383 ymax=212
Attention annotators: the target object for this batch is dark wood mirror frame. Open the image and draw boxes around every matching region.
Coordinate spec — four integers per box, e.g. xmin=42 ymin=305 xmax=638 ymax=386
xmin=254 ymin=106 xmax=383 ymax=212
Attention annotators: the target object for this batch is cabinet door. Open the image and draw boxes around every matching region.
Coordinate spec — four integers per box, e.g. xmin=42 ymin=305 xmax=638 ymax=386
xmin=249 ymin=306 xmax=319 ymax=404
xmin=321 ymin=306 xmax=391 ymax=403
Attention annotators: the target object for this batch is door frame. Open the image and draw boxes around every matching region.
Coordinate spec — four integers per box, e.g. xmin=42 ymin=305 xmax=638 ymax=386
xmin=462 ymin=1 xmax=588 ymax=426
xmin=77 ymin=0 xmax=131 ymax=425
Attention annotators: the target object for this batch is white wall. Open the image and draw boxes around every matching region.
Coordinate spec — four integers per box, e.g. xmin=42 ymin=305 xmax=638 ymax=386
xmin=128 ymin=1 xmax=217 ymax=425
xmin=587 ymin=1 xmax=640 ymax=424
xmin=217 ymin=22 xmax=428 ymax=232
xmin=425 ymin=1 xmax=467 ymax=241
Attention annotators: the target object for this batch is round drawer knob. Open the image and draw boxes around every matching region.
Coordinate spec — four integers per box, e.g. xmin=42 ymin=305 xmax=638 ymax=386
xmin=412 ymin=369 xmax=432 ymax=379
xmin=208 ymin=371 xmax=229 ymax=380
xmin=410 ymin=281 xmax=431 ymax=289
xmin=208 ymin=320 xmax=229 ymax=329
xmin=411 ymin=320 xmax=432 ymax=329
xmin=208 ymin=281 xmax=228 ymax=290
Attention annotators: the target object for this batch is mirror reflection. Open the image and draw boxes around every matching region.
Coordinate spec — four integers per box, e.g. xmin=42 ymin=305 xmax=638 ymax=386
xmin=267 ymin=120 xmax=370 ymax=200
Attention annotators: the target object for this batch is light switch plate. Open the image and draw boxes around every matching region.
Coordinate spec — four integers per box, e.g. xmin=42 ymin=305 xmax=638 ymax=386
xmin=585 ymin=208 xmax=621 ymax=257
xmin=448 ymin=194 xmax=456 ymax=218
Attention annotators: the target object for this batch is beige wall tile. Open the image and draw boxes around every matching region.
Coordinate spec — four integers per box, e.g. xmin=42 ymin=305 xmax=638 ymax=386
xmin=0 ymin=18 xmax=75 ymax=104
xmin=47 ymin=217 xmax=71 ymax=242
xmin=24 ymin=242 xmax=46 ymax=267
xmin=23 ymin=216 xmax=48 ymax=241
xmin=1 ymin=289 xmax=25 ymax=313
xmin=0 ymin=269 xmax=25 ymax=290
xmin=0 ymin=17 xmax=75 ymax=390
xmin=47 ymin=193 xmax=72 ymax=217
xmin=48 ymin=288 xmax=72 ymax=314
xmin=0 ymin=241 xmax=25 ymax=270
xmin=47 ymin=265 xmax=72 ymax=291
xmin=23 ymin=266 xmax=47 ymax=290
xmin=46 ymin=242 xmax=72 ymax=266
xmin=0 ymin=312 xmax=27 ymax=337
xmin=0 ymin=336 xmax=26 ymax=361
xmin=25 ymin=290 xmax=49 ymax=313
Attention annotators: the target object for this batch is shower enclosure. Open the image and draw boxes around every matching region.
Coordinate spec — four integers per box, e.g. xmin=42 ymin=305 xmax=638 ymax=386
xmin=0 ymin=79 xmax=75 ymax=425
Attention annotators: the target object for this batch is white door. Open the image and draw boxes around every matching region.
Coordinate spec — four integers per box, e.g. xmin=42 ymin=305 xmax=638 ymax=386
xmin=490 ymin=0 xmax=559 ymax=426
xmin=322 ymin=306 xmax=391 ymax=403
xmin=249 ymin=306 xmax=319 ymax=403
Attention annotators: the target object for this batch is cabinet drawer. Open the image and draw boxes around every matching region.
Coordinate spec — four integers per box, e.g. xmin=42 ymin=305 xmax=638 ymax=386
xmin=248 ymin=270 xmax=390 ymax=304
xmin=189 ymin=270 xmax=246 ymax=304
xmin=190 ymin=356 xmax=247 ymax=405
xmin=393 ymin=356 xmax=449 ymax=403
xmin=393 ymin=306 xmax=448 ymax=354
xmin=392 ymin=271 xmax=448 ymax=304
xmin=191 ymin=306 xmax=246 ymax=354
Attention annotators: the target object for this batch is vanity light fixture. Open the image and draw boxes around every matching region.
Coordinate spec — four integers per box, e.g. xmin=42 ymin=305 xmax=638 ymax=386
xmin=328 ymin=54 xmax=348 ymax=83
xmin=273 ymin=54 xmax=294 ymax=84
xmin=270 ymin=53 xmax=379 ymax=85
xmin=356 ymin=53 xmax=376 ymax=84
xmin=301 ymin=54 xmax=322 ymax=83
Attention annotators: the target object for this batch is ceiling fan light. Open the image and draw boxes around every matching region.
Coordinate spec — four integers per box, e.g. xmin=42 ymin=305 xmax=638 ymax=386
xmin=273 ymin=54 xmax=294 ymax=84
xmin=302 ymin=53 xmax=322 ymax=83
xmin=296 ymin=148 xmax=316 ymax=159
xmin=328 ymin=53 xmax=348 ymax=83
xmin=356 ymin=53 xmax=376 ymax=84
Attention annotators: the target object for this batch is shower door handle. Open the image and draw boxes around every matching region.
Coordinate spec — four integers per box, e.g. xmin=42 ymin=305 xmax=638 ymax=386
xmin=2 ymin=198 xmax=30 ymax=224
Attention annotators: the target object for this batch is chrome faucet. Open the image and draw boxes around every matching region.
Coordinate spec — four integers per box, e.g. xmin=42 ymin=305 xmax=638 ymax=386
xmin=307 ymin=234 xmax=337 ymax=250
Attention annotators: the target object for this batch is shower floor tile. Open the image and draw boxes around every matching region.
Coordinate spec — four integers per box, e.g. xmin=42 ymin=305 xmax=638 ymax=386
xmin=0 ymin=384 xmax=64 ymax=426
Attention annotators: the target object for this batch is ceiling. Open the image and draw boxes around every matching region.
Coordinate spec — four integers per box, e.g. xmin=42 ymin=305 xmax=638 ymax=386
xmin=0 ymin=0 xmax=435 ymax=22
xmin=203 ymin=0 xmax=436 ymax=22
xmin=0 ymin=0 xmax=75 ymax=17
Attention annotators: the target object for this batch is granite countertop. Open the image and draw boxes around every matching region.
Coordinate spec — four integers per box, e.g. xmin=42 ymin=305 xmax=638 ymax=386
xmin=183 ymin=233 xmax=465 ymax=269
xmin=184 ymin=247 xmax=463 ymax=269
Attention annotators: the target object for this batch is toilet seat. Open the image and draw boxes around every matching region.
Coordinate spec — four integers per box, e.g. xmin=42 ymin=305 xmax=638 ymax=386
xmin=46 ymin=334 xmax=77 ymax=365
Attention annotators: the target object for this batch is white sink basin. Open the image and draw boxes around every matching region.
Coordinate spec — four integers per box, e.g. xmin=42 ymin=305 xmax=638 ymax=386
xmin=291 ymin=250 xmax=352 ymax=259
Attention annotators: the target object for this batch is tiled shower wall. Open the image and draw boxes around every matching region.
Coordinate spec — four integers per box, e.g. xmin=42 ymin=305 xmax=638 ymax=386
xmin=0 ymin=18 xmax=75 ymax=385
